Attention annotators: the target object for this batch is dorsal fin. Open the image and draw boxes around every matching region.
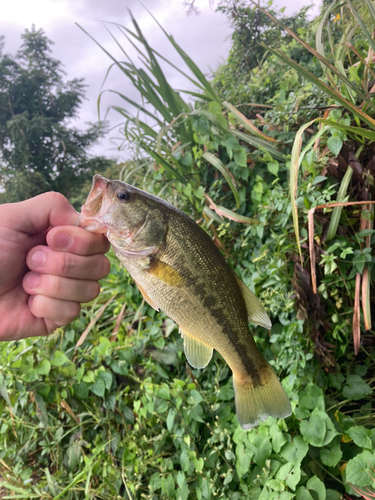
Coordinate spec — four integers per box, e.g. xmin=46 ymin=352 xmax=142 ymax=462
xmin=235 ymin=275 xmax=272 ymax=329
xmin=180 ymin=329 xmax=213 ymax=369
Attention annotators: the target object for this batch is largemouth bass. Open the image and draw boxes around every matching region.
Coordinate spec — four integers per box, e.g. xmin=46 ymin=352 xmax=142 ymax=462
xmin=79 ymin=174 xmax=292 ymax=429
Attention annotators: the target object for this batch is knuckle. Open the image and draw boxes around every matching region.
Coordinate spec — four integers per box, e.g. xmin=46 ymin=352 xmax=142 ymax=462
xmin=50 ymin=191 xmax=67 ymax=205
xmin=99 ymin=255 xmax=110 ymax=277
xmin=89 ymin=281 xmax=101 ymax=300
xmin=66 ymin=301 xmax=81 ymax=321
xmin=51 ymin=275 xmax=64 ymax=295
xmin=30 ymin=295 xmax=46 ymax=318
xmin=61 ymin=253 xmax=75 ymax=276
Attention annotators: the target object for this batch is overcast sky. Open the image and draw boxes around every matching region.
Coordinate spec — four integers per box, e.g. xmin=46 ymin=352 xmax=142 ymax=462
xmin=2 ymin=0 xmax=321 ymax=160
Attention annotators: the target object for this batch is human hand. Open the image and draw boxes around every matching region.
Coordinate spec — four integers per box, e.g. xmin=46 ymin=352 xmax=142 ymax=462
xmin=0 ymin=192 xmax=110 ymax=341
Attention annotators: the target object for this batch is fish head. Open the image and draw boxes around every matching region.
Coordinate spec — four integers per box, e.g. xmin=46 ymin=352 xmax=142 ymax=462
xmin=79 ymin=174 xmax=167 ymax=255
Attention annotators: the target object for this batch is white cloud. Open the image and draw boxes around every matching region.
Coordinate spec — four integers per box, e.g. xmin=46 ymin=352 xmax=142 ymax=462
xmin=1 ymin=0 xmax=321 ymax=159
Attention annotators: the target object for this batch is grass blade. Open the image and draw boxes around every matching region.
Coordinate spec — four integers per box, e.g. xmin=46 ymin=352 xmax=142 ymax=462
xmin=76 ymin=296 xmax=116 ymax=348
xmin=362 ymin=265 xmax=371 ymax=331
xmin=202 ymin=152 xmax=240 ymax=207
xmin=326 ymin=165 xmax=353 ymax=241
xmin=255 ymin=2 xmax=375 ymax=109
xmin=204 ymin=194 xmax=258 ymax=224
xmin=231 ymin=130 xmax=285 ymax=162
xmin=265 ymin=46 xmax=375 ymax=129
xmin=141 ymin=6 xmax=220 ymax=102
xmin=223 ymin=101 xmax=277 ymax=142
xmin=346 ymin=0 xmax=375 ymax=54
xmin=141 ymin=145 xmax=187 ymax=184
xmin=290 ymin=119 xmax=316 ymax=262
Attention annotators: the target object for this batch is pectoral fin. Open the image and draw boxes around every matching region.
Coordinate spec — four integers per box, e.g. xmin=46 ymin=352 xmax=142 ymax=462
xmin=147 ymin=257 xmax=185 ymax=287
xmin=135 ymin=281 xmax=159 ymax=311
xmin=180 ymin=329 xmax=213 ymax=369
xmin=235 ymin=275 xmax=272 ymax=329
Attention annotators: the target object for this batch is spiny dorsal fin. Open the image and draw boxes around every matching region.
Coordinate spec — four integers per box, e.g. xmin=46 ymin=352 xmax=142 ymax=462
xmin=235 ymin=274 xmax=272 ymax=329
xmin=180 ymin=329 xmax=213 ymax=369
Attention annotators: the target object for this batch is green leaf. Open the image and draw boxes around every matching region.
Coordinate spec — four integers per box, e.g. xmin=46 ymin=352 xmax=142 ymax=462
xmin=300 ymin=410 xmax=327 ymax=447
xmin=158 ymin=387 xmax=170 ymax=400
xmin=234 ymin=148 xmax=247 ymax=167
xmin=176 ymin=471 xmax=186 ymax=489
xmin=180 ymin=449 xmax=190 ymax=472
xmin=91 ymin=378 xmax=105 ymax=398
xmin=73 ymin=382 xmax=89 ymax=399
xmin=51 ymin=350 xmax=70 ymax=367
xmin=236 ymin=441 xmax=253 ymax=478
xmin=326 ymin=490 xmax=343 ymax=500
xmin=343 ymin=375 xmax=372 ymax=400
xmin=167 ymin=408 xmax=176 ymax=431
xmin=348 ymin=426 xmax=373 ymax=449
xmin=320 ymin=444 xmax=342 ymax=467
xmin=101 ymin=371 xmax=113 ymax=390
xmin=280 ymin=436 xmax=309 ymax=465
xmin=296 ymin=476 xmax=326 ymax=500
xmin=327 ymin=136 xmax=343 ymax=156
xmin=353 ymin=253 xmax=366 ymax=274
xmin=161 ymin=474 xmax=175 ymax=498
xmin=345 ymin=451 xmax=375 ymax=487
xmin=271 ymin=427 xmax=287 ymax=453
xmin=248 ymin=427 xmax=272 ymax=467
xmin=267 ymin=161 xmax=279 ymax=176
xmin=122 ymin=405 xmax=134 ymax=424
xmin=34 ymin=359 xmax=51 ymax=376
xmin=276 ymin=463 xmax=301 ymax=491
xmin=82 ymin=370 xmax=95 ymax=383
xmin=67 ymin=441 xmax=81 ymax=471
xmin=190 ymin=389 xmax=204 ymax=404
xmin=223 ymin=136 xmax=240 ymax=151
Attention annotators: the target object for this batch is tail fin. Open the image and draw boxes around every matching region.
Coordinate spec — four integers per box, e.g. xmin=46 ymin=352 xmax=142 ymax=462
xmin=233 ymin=365 xmax=292 ymax=430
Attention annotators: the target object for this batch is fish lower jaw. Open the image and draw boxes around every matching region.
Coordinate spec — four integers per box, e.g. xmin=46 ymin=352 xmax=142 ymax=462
xmin=77 ymin=215 xmax=108 ymax=234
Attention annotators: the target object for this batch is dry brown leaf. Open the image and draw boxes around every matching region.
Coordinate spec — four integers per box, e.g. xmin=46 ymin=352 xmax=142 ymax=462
xmin=76 ymin=296 xmax=116 ymax=348
xmin=353 ymin=273 xmax=361 ymax=356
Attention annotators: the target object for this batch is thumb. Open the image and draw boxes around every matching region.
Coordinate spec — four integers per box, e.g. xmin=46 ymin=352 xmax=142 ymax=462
xmin=1 ymin=192 xmax=79 ymax=235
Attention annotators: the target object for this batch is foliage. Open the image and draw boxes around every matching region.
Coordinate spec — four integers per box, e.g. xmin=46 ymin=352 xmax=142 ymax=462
xmin=1 ymin=2 xmax=375 ymax=499
xmin=0 ymin=26 xmax=112 ymax=205
xmin=214 ymin=0 xmax=314 ymax=106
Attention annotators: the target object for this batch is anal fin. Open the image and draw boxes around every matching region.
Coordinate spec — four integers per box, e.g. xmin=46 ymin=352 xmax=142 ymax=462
xmin=235 ymin=274 xmax=272 ymax=329
xmin=180 ymin=329 xmax=213 ymax=369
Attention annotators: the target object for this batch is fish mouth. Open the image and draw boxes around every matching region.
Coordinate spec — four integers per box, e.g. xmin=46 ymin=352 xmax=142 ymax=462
xmin=77 ymin=174 xmax=114 ymax=233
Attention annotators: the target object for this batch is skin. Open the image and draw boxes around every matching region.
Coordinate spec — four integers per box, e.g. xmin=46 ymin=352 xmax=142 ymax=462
xmin=0 ymin=192 xmax=110 ymax=341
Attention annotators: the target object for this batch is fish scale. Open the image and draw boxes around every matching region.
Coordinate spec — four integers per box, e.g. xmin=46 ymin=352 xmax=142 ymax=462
xmin=79 ymin=174 xmax=292 ymax=429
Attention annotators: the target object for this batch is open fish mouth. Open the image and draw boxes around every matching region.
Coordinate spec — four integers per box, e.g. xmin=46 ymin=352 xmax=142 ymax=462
xmin=77 ymin=175 xmax=115 ymax=233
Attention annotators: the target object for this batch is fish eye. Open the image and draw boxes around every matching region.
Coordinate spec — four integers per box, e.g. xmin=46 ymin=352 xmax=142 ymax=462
xmin=117 ymin=190 xmax=131 ymax=202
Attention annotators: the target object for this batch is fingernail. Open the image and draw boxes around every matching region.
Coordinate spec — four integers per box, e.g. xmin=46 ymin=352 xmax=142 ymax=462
xmin=54 ymin=232 xmax=73 ymax=250
xmin=27 ymin=273 xmax=40 ymax=289
xmin=30 ymin=250 xmax=46 ymax=268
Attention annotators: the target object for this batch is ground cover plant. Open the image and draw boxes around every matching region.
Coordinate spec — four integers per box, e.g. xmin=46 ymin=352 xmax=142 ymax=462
xmin=0 ymin=1 xmax=375 ymax=499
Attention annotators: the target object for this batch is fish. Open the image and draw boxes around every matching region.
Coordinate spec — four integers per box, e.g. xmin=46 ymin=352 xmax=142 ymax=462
xmin=78 ymin=174 xmax=292 ymax=429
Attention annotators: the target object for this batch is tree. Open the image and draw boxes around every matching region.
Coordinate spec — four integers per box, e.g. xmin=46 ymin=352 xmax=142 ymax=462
xmin=0 ymin=26 xmax=112 ymax=204
xmin=213 ymin=1 xmax=314 ymax=106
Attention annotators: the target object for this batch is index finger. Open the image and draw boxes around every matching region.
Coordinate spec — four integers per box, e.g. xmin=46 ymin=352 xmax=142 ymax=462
xmin=47 ymin=226 xmax=110 ymax=256
xmin=0 ymin=192 xmax=78 ymax=235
